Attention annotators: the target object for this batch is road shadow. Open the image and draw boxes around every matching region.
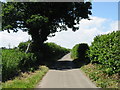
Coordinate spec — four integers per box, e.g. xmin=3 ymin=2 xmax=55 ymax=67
xmin=47 ymin=59 xmax=89 ymax=71
xmin=41 ymin=53 xmax=90 ymax=71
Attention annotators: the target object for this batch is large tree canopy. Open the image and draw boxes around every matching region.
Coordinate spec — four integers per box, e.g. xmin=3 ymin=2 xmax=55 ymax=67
xmin=2 ymin=2 xmax=92 ymax=51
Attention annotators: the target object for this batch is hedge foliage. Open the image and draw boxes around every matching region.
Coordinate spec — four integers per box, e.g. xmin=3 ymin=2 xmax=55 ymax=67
xmin=18 ymin=41 xmax=70 ymax=62
xmin=71 ymin=44 xmax=80 ymax=59
xmin=2 ymin=49 xmax=37 ymax=82
xmin=89 ymin=30 xmax=120 ymax=75
xmin=71 ymin=43 xmax=89 ymax=61
xmin=42 ymin=42 xmax=70 ymax=61
xmin=18 ymin=40 xmax=31 ymax=52
xmin=2 ymin=42 xmax=69 ymax=82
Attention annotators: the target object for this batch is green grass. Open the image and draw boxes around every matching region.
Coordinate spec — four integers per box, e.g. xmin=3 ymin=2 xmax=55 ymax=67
xmin=80 ymin=63 xmax=119 ymax=88
xmin=2 ymin=66 xmax=49 ymax=88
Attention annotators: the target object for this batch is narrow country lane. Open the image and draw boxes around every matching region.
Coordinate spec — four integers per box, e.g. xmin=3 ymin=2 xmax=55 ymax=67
xmin=36 ymin=53 xmax=97 ymax=88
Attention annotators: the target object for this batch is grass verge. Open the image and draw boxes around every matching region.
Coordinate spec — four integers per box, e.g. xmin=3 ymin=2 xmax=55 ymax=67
xmin=2 ymin=66 xmax=49 ymax=88
xmin=80 ymin=63 xmax=119 ymax=88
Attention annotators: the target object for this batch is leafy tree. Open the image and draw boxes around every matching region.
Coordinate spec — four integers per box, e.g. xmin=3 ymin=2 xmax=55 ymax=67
xmin=2 ymin=2 xmax=92 ymax=52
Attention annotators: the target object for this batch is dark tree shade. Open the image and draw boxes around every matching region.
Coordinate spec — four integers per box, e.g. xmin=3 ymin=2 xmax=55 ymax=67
xmin=2 ymin=2 xmax=92 ymax=51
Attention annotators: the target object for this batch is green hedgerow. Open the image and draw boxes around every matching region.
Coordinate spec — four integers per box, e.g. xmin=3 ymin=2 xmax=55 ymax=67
xmin=89 ymin=30 xmax=120 ymax=75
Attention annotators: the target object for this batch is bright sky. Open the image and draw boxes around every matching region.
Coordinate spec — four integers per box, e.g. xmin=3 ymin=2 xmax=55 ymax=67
xmin=0 ymin=1 xmax=119 ymax=49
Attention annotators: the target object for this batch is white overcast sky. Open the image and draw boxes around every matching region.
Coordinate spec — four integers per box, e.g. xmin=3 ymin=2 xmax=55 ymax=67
xmin=0 ymin=1 xmax=119 ymax=49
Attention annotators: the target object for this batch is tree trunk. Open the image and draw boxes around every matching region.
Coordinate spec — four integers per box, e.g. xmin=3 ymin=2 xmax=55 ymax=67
xmin=28 ymin=28 xmax=50 ymax=52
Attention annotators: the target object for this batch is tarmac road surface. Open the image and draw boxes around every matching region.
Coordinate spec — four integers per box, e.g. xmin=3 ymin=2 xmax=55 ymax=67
xmin=36 ymin=53 xmax=97 ymax=88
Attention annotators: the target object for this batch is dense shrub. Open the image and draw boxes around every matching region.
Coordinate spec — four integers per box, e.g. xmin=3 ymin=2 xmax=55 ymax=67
xmin=71 ymin=44 xmax=80 ymax=59
xmin=18 ymin=41 xmax=70 ymax=63
xmin=89 ymin=30 xmax=120 ymax=75
xmin=2 ymin=49 xmax=37 ymax=82
xmin=42 ymin=42 xmax=70 ymax=62
xmin=71 ymin=43 xmax=89 ymax=61
xmin=19 ymin=52 xmax=37 ymax=71
xmin=18 ymin=40 xmax=31 ymax=52
xmin=2 ymin=42 xmax=70 ymax=81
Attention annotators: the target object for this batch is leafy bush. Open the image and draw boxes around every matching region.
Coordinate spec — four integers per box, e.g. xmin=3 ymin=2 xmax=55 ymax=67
xmin=19 ymin=52 xmax=37 ymax=71
xmin=2 ymin=42 xmax=69 ymax=82
xmin=2 ymin=49 xmax=37 ymax=82
xmin=18 ymin=40 xmax=31 ymax=52
xmin=71 ymin=43 xmax=89 ymax=61
xmin=71 ymin=44 xmax=80 ymax=59
xmin=42 ymin=42 xmax=70 ymax=62
xmin=89 ymin=30 xmax=120 ymax=75
xmin=2 ymin=49 xmax=21 ymax=81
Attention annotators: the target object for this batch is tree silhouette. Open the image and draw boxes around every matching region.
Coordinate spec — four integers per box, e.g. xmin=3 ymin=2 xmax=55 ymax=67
xmin=2 ymin=2 xmax=92 ymax=52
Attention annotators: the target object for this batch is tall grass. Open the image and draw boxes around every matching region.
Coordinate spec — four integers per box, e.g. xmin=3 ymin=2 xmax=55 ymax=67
xmin=2 ymin=66 xmax=48 ymax=88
